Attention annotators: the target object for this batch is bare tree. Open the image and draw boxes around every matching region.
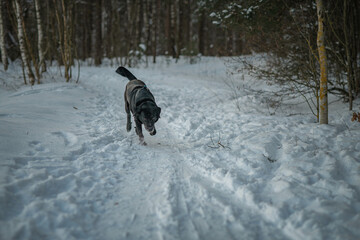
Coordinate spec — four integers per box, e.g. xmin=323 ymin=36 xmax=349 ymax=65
xmin=53 ymin=0 xmax=72 ymax=82
xmin=198 ymin=9 xmax=205 ymax=55
xmin=94 ymin=0 xmax=102 ymax=66
xmin=343 ymin=0 xmax=354 ymax=110
xmin=34 ymin=0 xmax=46 ymax=73
xmin=316 ymin=0 xmax=328 ymax=124
xmin=0 ymin=0 xmax=8 ymax=71
xmin=15 ymin=0 xmax=35 ymax=85
xmin=151 ymin=0 xmax=159 ymax=63
xmin=143 ymin=0 xmax=151 ymax=64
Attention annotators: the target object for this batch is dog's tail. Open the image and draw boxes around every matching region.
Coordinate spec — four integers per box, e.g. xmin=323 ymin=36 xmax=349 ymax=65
xmin=115 ymin=66 xmax=137 ymax=80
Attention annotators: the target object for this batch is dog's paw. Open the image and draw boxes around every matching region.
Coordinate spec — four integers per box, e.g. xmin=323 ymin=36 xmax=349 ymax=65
xmin=139 ymin=137 xmax=147 ymax=145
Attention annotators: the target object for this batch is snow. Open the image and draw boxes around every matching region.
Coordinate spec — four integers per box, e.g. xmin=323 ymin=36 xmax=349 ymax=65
xmin=0 ymin=56 xmax=360 ymax=240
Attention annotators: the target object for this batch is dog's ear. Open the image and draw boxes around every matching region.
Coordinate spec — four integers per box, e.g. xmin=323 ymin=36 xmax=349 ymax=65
xmin=157 ymin=107 xmax=161 ymax=118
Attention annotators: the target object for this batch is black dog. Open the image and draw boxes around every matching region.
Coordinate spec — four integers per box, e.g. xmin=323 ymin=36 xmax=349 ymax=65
xmin=116 ymin=67 xmax=161 ymax=145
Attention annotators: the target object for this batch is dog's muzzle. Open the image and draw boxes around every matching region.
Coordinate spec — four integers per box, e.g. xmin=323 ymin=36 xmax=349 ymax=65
xmin=148 ymin=128 xmax=156 ymax=136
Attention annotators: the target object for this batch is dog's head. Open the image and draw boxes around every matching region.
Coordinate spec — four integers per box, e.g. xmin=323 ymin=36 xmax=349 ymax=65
xmin=136 ymin=102 xmax=161 ymax=135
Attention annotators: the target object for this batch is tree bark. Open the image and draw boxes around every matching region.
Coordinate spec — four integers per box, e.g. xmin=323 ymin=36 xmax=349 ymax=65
xmin=175 ymin=0 xmax=181 ymax=59
xmin=136 ymin=0 xmax=142 ymax=49
xmin=0 ymin=0 xmax=8 ymax=70
xmin=143 ymin=0 xmax=151 ymax=57
xmin=34 ymin=0 xmax=46 ymax=73
xmin=354 ymin=0 xmax=360 ymax=95
xmin=94 ymin=0 xmax=102 ymax=66
xmin=316 ymin=0 xmax=328 ymax=124
xmin=343 ymin=0 xmax=354 ymax=110
xmin=198 ymin=10 xmax=205 ymax=55
xmin=53 ymin=0 xmax=72 ymax=82
xmin=151 ymin=0 xmax=159 ymax=63
xmin=15 ymin=0 xmax=35 ymax=85
xmin=170 ymin=1 xmax=176 ymax=58
xmin=125 ymin=0 xmax=135 ymax=66
xmin=61 ymin=0 xmax=70 ymax=81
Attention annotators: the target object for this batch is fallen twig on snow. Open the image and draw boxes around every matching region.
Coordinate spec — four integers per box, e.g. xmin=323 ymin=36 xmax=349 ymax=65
xmin=208 ymin=134 xmax=231 ymax=150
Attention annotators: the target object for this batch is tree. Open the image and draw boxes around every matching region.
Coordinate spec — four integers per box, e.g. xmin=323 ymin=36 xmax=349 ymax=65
xmin=316 ymin=0 xmax=328 ymax=124
xmin=342 ymin=0 xmax=354 ymax=110
xmin=94 ymin=0 xmax=102 ymax=66
xmin=34 ymin=0 xmax=46 ymax=73
xmin=53 ymin=0 xmax=73 ymax=82
xmin=151 ymin=0 xmax=159 ymax=63
xmin=0 ymin=0 xmax=8 ymax=71
xmin=15 ymin=0 xmax=35 ymax=85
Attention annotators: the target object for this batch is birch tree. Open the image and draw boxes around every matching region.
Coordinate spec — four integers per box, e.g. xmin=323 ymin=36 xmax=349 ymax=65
xmin=34 ymin=0 xmax=46 ymax=73
xmin=316 ymin=0 xmax=328 ymax=124
xmin=0 ymin=0 xmax=8 ymax=71
xmin=15 ymin=0 xmax=35 ymax=85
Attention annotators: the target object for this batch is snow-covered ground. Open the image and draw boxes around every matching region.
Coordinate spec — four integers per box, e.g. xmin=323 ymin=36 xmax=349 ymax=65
xmin=0 ymin=57 xmax=359 ymax=240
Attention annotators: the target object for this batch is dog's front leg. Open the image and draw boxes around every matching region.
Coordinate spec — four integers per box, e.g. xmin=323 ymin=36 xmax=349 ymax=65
xmin=125 ymin=97 xmax=131 ymax=132
xmin=126 ymin=113 xmax=131 ymax=132
xmin=135 ymin=119 xmax=146 ymax=145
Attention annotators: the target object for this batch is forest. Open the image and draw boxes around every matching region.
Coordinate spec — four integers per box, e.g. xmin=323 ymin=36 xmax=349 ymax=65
xmin=0 ymin=0 xmax=359 ymax=115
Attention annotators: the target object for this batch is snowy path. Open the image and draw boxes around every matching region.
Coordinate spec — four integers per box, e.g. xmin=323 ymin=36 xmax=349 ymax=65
xmin=1 ymin=58 xmax=360 ymax=240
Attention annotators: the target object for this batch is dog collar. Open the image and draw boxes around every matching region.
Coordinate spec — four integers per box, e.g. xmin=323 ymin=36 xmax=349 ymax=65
xmin=133 ymin=85 xmax=148 ymax=92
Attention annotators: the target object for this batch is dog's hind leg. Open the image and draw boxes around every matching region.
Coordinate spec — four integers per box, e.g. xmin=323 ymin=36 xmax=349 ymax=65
xmin=135 ymin=119 xmax=146 ymax=145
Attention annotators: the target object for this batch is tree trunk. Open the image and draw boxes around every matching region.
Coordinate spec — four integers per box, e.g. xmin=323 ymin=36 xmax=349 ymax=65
xmin=61 ymin=0 xmax=70 ymax=81
xmin=175 ymin=0 xmax=181 ymax=59
xmin=354 ymin=0 xmax=360 ymax=95
xmin=170 ymin=1 xmax=176 ymax=58
xmin=34 ymin=0 xmax=46 ymax=73
xmin=15 ymin=0 xmax=35 ymax=85
xmin=182 ymin=0 xmax=191 ymax=53
xmin=0 ymin=0 xmax=8 ymax=71
xmin=104 ymin=0 xmax=112 ymax=64
xmin=343 ymin=0 xmax=353 ymax=110
xmin=94 ymin=0 xmax=102 ymax=66
xmin=125 ymin=0 xmax=135 ymax=66
xmin=165 ymin=1 xmax=176 ymax=58
xmin=143 ymin=0 xmax=151 ymax=57
xmin=316 ymin=0 xmax=328 ymax=124
xmin=136 ymin=0 xmax=142 ymax=50
xmin=151 ymin=0 xmax=159 ymax=63
xmin=54 ymin=0 xmax=72 ymax=82
xmin=198 ymin=10 xmax=205 ymax=55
